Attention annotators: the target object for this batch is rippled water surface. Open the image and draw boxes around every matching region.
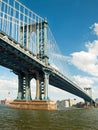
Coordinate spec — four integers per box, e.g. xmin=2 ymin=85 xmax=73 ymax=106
xmin=0 ymin=105 xmax=98 ymax=130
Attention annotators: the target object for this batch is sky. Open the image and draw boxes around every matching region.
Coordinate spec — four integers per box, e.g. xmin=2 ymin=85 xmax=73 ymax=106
xmin=0 ymin=0 xmax=98 ymax=102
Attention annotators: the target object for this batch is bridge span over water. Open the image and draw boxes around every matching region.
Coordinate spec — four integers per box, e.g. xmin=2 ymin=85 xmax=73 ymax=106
xmin=0 ymin=0 xmax=94 ymax=104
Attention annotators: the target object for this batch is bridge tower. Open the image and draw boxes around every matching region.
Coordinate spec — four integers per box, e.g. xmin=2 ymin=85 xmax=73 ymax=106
xmin=16 ymin=19 xmax=50 ymax=101
xmin=35 ymin=19 xmax=50 ymax=100
xmin=10 ymin=19 xmax=56 ymax=110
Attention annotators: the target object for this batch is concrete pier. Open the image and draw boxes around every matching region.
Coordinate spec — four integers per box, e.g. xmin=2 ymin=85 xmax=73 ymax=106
xmin=10 ymin=100 xmax=57 ymax=110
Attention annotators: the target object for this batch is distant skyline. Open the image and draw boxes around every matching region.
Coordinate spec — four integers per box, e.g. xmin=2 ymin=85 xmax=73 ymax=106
xmin=0 ymin=0 xmax=98 ymax=101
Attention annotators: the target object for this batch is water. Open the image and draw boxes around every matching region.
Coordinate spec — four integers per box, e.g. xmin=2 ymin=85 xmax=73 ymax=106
xmin=0 ymin=105 xmax=98 ymax=130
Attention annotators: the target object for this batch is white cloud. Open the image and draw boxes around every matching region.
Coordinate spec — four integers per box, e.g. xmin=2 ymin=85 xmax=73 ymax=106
xmin=73 ymin=75 xmax=98 ymax=99
xmin=68 ymin=23 xmax=98 ymax=99
xmin=86 ymin=40 xmax=98 ymax=55
xmin=73 ymin=75 xmax=94 ymax=89
xmin=71 ymin=40 xmax=98 ymax=76
xmin=90 ymin=23 xmax=98 ymax=36
xmin=0 ymin=78 xmax=18 ymax=99
xmin=0 ymin=79 xmax=17 ymax=90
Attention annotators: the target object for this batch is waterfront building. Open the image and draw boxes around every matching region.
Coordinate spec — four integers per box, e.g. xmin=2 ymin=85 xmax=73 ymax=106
xmin=56 ymin=99 xmax=77 ymax=109
xmin=0 ymin=99 xmax=13 ymax=105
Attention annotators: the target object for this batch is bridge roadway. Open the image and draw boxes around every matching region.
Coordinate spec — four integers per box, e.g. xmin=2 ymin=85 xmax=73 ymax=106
xmin=0 ymin=31 xmax=94 ymax=103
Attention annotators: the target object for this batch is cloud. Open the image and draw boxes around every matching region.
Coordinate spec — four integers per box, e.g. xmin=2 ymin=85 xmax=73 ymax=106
xmin=73 ymin=75 xmax=98 ymax=99
xmin=90 ymin=23 xmax=98 ymax=36
xmin=68 ymin=23 xmax=98 ymax=99
xmin=73 ymin=75 xmax=94 ymax=89
xmin=0 ymin=79 xmax=17 ymax=90
xmin=85 ymin=40 xmax=98 ymax=55
xmin=70 ymin=40 xmax=98 ymax=76
xmin=0 ymin=78 xmax=18 ymax=99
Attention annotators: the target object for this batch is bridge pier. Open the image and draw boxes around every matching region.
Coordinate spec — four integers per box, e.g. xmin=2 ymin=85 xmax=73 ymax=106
xmin=43 ymin=70 xmax=49 ymax=100
xmin=17 ymin=73 xmax=32 ymax=100
xmin=35 ymin=70 xmax=50 ymax=100
xmin=10 ymin=70 xmax=56 ymax=110
xmin=25 ymin=74 xmax=32 ymax=100
xmin=17 ymin=74 xmax=23 ymax=100
xmin=35 ymin=72 xmax=41 ymax=100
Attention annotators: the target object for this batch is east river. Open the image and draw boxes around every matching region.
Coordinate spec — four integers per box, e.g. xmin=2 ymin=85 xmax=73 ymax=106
xmin=0 ymin=105 xmax=98 ymax=130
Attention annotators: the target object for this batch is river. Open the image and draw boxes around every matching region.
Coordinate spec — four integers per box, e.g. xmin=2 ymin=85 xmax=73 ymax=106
xmin=0 ymin=105 xmax=98 ymax=130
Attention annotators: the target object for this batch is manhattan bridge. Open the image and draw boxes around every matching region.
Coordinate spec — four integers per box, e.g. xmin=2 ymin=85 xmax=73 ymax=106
xmin=0 ymin=0 xmax=94 ymax=106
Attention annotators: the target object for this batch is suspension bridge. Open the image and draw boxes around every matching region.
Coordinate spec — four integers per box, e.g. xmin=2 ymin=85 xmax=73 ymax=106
xmin=0 ymin=0 xmax=94 ymax=109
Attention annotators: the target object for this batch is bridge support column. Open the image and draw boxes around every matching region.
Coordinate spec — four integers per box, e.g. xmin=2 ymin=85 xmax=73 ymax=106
xmin=35 ymin=70 xmax=50 ymax=100
xmin=35 ymin=72 xmax=40 ymax=100
xmin=17 ymin=73 xmax=32 ymax=100
xmin=25 ymin=74 xmax=32 ymax=100
xmin=17 ymin=74 xmax=24 ymax=100
xmin=36 ymin=22 xmax=39 ymax=57
xmin=44 ymin=70 xmax=49 ymax=100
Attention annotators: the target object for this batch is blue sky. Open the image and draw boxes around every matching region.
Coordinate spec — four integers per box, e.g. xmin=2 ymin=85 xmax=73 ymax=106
xmin=22 ymin=0 xmax=98 ymax=54
xmin=0 ymin=0 xmax=98 ymax=101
